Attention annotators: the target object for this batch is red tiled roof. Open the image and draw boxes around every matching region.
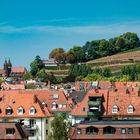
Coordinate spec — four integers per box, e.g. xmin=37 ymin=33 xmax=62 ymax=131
xmin=11 ymin=67 xmax=27 ymax=73
xmin=0 ymin=89 xmax=72 ymax=118
xmin=107 ymin=87 xmax=140 ymax=116
xmin=71 ymin=85 xmax=140 ymax=117
xmin=0 ymin=90 xmax=51 ymax=118
xmin=0 ymin=69 xmax=5 ymax=75
xmin=1 ymin=83 xmax=25 ymax=90
xmin=71 ymin=89 xmax=108 ymax=116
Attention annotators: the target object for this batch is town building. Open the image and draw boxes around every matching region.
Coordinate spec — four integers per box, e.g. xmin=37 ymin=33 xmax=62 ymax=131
xmin=0 ymin=89 xmax=73 ymax=140
xmin=69 ymin=82 xmax=140 ymax=139
xmin=0 ymin=122 xmax=29 ymax=140
xmin=3 ymin=59 xmax=27 ymax=78
xmin=10 ymin=66 xmax=27 ymax=78
xmin=1 ymin=82 xmax=25 ymax=90
xmin=70 ymin=120 xmax=140 ymax=140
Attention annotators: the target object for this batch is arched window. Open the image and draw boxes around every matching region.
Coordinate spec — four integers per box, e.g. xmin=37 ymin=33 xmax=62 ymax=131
xmin=17 ymin=106 xmax=24 ymax=115
xmin=6 ymin=106 xmax=13 ymax=115
xmin=51 ymin=102 xmax=57 ymax=109
xmin=127 ymin=105 xmax=134 ymax=113
xmin=103 ymin=126 xmax=116 ymax=135
xmin=86 ymin=126 xmax=98 ymax=135
xmin=29 ymin=107 xmax=36 ymax=115
xmin=112 ymin=105 xmax=118 ymax=113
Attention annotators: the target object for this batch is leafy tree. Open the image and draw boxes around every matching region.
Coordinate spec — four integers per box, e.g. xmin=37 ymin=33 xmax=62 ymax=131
xmin=66 ymin=50 xmax=76 ymax=63
xmin=98 ymin=39 xmax=109 ymax=57
xmin=26 ymin=83 xmax=36 ymax=89
xmin=115 ymin=37 xmax=126 ymax=51
xmin=69 ymin=46 xmax=85 ymax=63
xmin=48 ymin=115 xmax=70 ymax=140
xmin=22 ymin=72 xmax=33 ymax=80
xmin=49 ymin=48 xmax=66 ymax=64
xmin=121 ymin=64 xmax=140 ymax=81
xmin=0 ymin=78 xmax=5 ymax=85
xmin=68 ymin=64 xmax=92 ymax=80
xmin=36 ymin=69 xmax=47 ymax=81
xmin=83 ymin=40 xmax=100 ymax=60
xmin=30 ymin=56 xmax=45 ymax=77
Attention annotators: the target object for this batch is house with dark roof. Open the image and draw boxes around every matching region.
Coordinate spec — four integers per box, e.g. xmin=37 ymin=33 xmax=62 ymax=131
xmin=70 ymin=120 xmax=140 ymax=140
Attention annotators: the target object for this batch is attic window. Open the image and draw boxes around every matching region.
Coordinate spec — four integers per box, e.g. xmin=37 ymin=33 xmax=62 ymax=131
xmin=112 ymin=105 xmax=118 ymax=113
xmin=52 ymin=102 xmax=57 ymax=109
xmin=127 ymin=105 xmax=134 ymax=113
xmin=42 ymin=102 xmax=46 ymax=109
xmin=6 ymin=107 xmax=13 ymax=115
xmin=29 ymin=107 xmax=36 ymax=115
xmin=53 ymin=94 xmax=59 ymax=100
xmin=58 ymin=104 xmax=62 ymax=108
xmin=17 ymin=107 xmax=24 ymax=115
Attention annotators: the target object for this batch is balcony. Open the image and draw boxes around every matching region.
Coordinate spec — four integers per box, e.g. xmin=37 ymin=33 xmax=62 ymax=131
xmin=88 ymin=100 xmax=101 ymax=107
xmin=24 ymin=124 xmax=37 ymax=130
xmin=29 ymin=136 xmax=38 ymax=140
xmin=87 ymin=111 xmax=101 ymax=117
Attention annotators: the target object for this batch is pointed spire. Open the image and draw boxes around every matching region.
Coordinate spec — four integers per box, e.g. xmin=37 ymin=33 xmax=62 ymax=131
xmin=8 ymin=58 xmax=12 ymax=67
xmin=4 ymin=59 xmax=7 ymax=65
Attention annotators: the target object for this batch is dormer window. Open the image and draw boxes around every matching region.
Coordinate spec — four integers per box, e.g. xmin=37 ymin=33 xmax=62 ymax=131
xmin=58 ymin=104 xmax=62 ymax=108
xmin=29 ymin=107 xmax=36 ymax=115
xmin=6 ymin=107 xmax=13 ymax=115
xmin=53 ymin=94 xmax=59 ymax=100
xmin=127 ymin=105 xmax=134 ymax=113
xmin=52 ymin=102 xmax=57 ymax=109
xmin=42 ymin=102 xmax=46 ymax=109
xmin=112 ymin=105 xmax=118 ymax=113
xmin=18 ymin=107 xmax=24 ymax=115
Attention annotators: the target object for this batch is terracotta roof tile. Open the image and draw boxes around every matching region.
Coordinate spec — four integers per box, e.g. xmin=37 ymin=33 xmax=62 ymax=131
xmin=11 ymin=67 xmax=27 ymax=73
xmin=0 ymin=89 xmax=72 ymax=118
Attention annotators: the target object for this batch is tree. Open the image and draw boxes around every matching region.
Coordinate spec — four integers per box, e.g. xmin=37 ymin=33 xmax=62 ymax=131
xmin=115 ymin=37 xmax=126 ymax=51
xmin=49 ymin=48 xmax=66 ymax=64
xmin=67 ymin=46 xmax=85 ymax=63
xmin=83 ymin=40 xmax=100 ymax=60
xmin=26 ymin=83 xmax=36 ymax=89
xmin=68 ymin=64 xmax=92 ymax=81
xmin=66 ymin=50 xmax=76 ymax=63
xmin=30 ymin=56 xmax=45 ymax=77
xmin=36 ymin=69 xmax=47 ymax=81
xmin=22 ymin=72 xmax=33 ymax=80
xmin=48 ymin=115 xmax=70 ymax=140
xmin=98 ymin=39 xmax=109 ymax=57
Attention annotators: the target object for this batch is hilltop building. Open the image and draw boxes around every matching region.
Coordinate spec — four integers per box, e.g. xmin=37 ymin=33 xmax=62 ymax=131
xmin=42 ymin=58 xmax=58 ymax=67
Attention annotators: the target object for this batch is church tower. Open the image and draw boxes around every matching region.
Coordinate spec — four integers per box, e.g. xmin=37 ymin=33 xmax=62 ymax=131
xmin=3 ymin=60 xmax=8 ymax=72
xmin=3 ymin=59 xmax=12 ymax=77
xmin=7 ymin=59 xmax=12 ymax=76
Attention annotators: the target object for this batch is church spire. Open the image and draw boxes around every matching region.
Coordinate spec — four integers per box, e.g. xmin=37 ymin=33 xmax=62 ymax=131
xmin=8 ymin=58 xmax=12 ymax=67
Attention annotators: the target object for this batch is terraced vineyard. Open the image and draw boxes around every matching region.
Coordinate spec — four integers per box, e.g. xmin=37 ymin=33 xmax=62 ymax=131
xmin=87 ymin=50 xmax=140 ymax=64
xmin=87 ymin=49 xmax=140 ymax=73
